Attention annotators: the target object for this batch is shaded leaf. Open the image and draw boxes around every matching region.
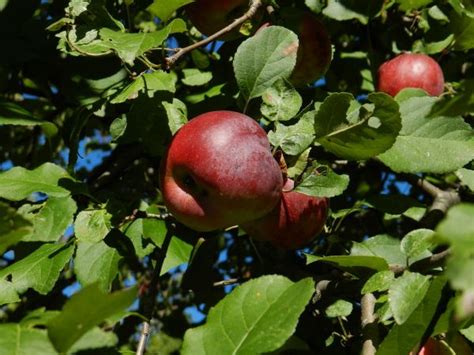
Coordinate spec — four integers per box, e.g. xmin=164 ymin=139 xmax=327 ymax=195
xmin=47 ymin=284 xmax=137 ymax=353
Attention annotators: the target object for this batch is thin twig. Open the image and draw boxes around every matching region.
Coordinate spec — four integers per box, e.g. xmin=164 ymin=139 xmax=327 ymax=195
xmin=165 ymin=0 xmax=263 ymax=69
xmin=388 ymin=248 xmax=451 ymax=274
xmin=213 ymin=278 xmax=240 ymax=287
xmin=136 ymin=227 xmax=175 ymax=355
xmin=361 ymin=293 xmax=378 ymax=355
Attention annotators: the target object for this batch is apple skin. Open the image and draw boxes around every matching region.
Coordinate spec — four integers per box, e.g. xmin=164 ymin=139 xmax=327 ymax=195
xmin=241 ymin=179 xmax=329 ymax=249
xmin=377 ymin=53 xmax=445 ymax=97
xmin=186 ymin=0 xmax=252 ymax=41
xmin=411 ymin=336 xmax=472 ymax=355
xmin=282 ymin=11 xmax=332 ymax=87
xmin=160 ymin=111 xmax=283 ymax=232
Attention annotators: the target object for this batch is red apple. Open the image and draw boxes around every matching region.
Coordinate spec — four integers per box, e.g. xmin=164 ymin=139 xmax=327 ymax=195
xmin=160 ymin=111 xmax=283 ymax=232
xmin=186 ymin=0 xmax=255 ymax=41
xmin=241 ymin=179 xmax=329 ymax=249
xmin=280 ymin=11 xmax=332 ymax=87
xmin=377 ymin=53 xmax=445 ymax=97
xmin=410 ymin=335 xmax=472 ymax=355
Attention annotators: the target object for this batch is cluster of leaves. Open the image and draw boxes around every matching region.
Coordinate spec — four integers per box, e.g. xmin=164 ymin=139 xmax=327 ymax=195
xmin=0 ymin=0 xmax=473 ymax=353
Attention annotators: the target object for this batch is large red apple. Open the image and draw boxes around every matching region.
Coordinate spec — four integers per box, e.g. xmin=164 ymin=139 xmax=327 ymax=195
xmin=186 ymin=0 xmax=254 ymax=41
xmin=377 ymin=53 xmax=445 ymax=97
xmin=241 ymin=179 xmax=329 ymax=249
xmin=280 ymin=11 xmax=332 ymax=87
xmin=160 ymin=111 xmax=283 ymax=232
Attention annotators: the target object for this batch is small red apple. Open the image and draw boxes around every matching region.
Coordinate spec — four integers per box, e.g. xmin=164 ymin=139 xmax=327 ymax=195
xmin=241 ymin=179 xmax=329 ymax=249
xmin=280 ymin=11 xmax=332 ymax=87
xmin=377 ymin=53 xmax=445 ymax=97
xmin=410 ymin=335 xmax=472 ymax=355
xmin=160 ymin=111 xmax=283 ymax=232
xmin=186 ymin=0 xmax=255 ymax=41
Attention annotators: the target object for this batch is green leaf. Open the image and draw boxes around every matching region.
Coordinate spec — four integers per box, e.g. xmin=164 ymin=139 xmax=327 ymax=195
xmin=306 ymin=255 xmax=389 ymax=274
xmin=0 ymin=279 xmax=20 ymax=306
xmin=362 ymin=270 xmax=395 ymax=294
xmin=295 ymin=163 xmax=350 ymax=198
xmin=20 ymin=309 xmax=61 ymax=328
xmin=260 ymin=79 xmax=302 ymax=122
xmin=181 ymin=68 xmax=212 ymax=87
xmin=142 ymin=219 xmax=194 ymax=274
xmin=0 ymin=202 xmax=33 ymax=254
xmin=364 ymin=195 xmax=425 ymax=215
xmin=314 ymin=92 xmax=401 ymax=160
xmin=396 ymin=0 xmax=433 ymax=11
xmin=323 ymin=0 xmax=384 ymax=24
xmin=181 ymin=276 xmax=314 ymax=355
xmin=74 ymin=240 xmax=122 ymax=292
xmin=100 ymin=18 xmax=186 ymax=65
xmin=436 ymin=203 xmax=474 ymax=253
xmin=163 ymin=98 xmax=188 ymax=135
xmin=0 ymin=100 xmax=57 ymax=135
xmin=446 ymin=256 xmax=474 ymax=291
xmin=456 ymin=168 xmax=474 ymax=191
xmin=325 ymin=300 xmax=353 ymax=318
xmin=22 ymin=196 xmax=77 ymax=242
xmin=430 ymin=80 xmax=474 ymax=117
xmin=460 ymin=325 xmax=474 ymax=343
xmin=378 ymin=276 xmax=447 ymax=355
xmin=351 ymin=234 xmax=407 ymax=266
xmin=0 ymin=324 xmax=57 ymax=355
xmin=68 ymin=327 xmax=118 ymax=354
xmin=233 ymin=26 xmax=298 ymax=101
xmin=268 ymin=111 xmax=314 ymax=156
xmin=110 ymin=115 xmax=127 ymax=141
xmin=0 ymin=243 xmax=74 ymax=295
xmin=389 ymin=272 xmax=431 ymax=324
xmin=147 ymin=0 xmax=194 ymax=22
xmin=378 ymin=95 xmax=474 ymax=173
xmin=47 ymin=284 xmax=137 ymax=353
xmin=0 ymin=163 xmax=72 ymax=201
xmin=75 ymin=209 xmax=111 ymax=243
xmin=401 ymin=229 xmax=435 ymax=261
xmin=111 ymin=70 xmax=177 ymax=104
xmin=450 ymin=11 xmax=474 ymax=50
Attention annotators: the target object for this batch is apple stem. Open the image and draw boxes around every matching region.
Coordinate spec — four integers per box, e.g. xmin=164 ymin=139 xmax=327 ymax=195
xmin=165 ymin=0 xmax=263 ymax=69
xmin=136 ymin=226 xmax=175 ymax=355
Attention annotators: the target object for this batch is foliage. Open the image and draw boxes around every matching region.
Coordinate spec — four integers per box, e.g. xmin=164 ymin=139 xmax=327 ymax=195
xmin=0 ymin=0 xmax=473 ymax=353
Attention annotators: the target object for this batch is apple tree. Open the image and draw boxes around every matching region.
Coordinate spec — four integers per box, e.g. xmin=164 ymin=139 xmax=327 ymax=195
xmin=0 ymin=0 xmax=473 ymax=354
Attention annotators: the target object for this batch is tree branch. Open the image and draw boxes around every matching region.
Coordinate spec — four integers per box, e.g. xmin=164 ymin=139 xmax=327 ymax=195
xmin=164 ymin=0 xmax=263 ymax=69
xmin=361 ymin=293 xmax=378 ymax=355
xmin=136 ymin=226 xmax=175 ymax=355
